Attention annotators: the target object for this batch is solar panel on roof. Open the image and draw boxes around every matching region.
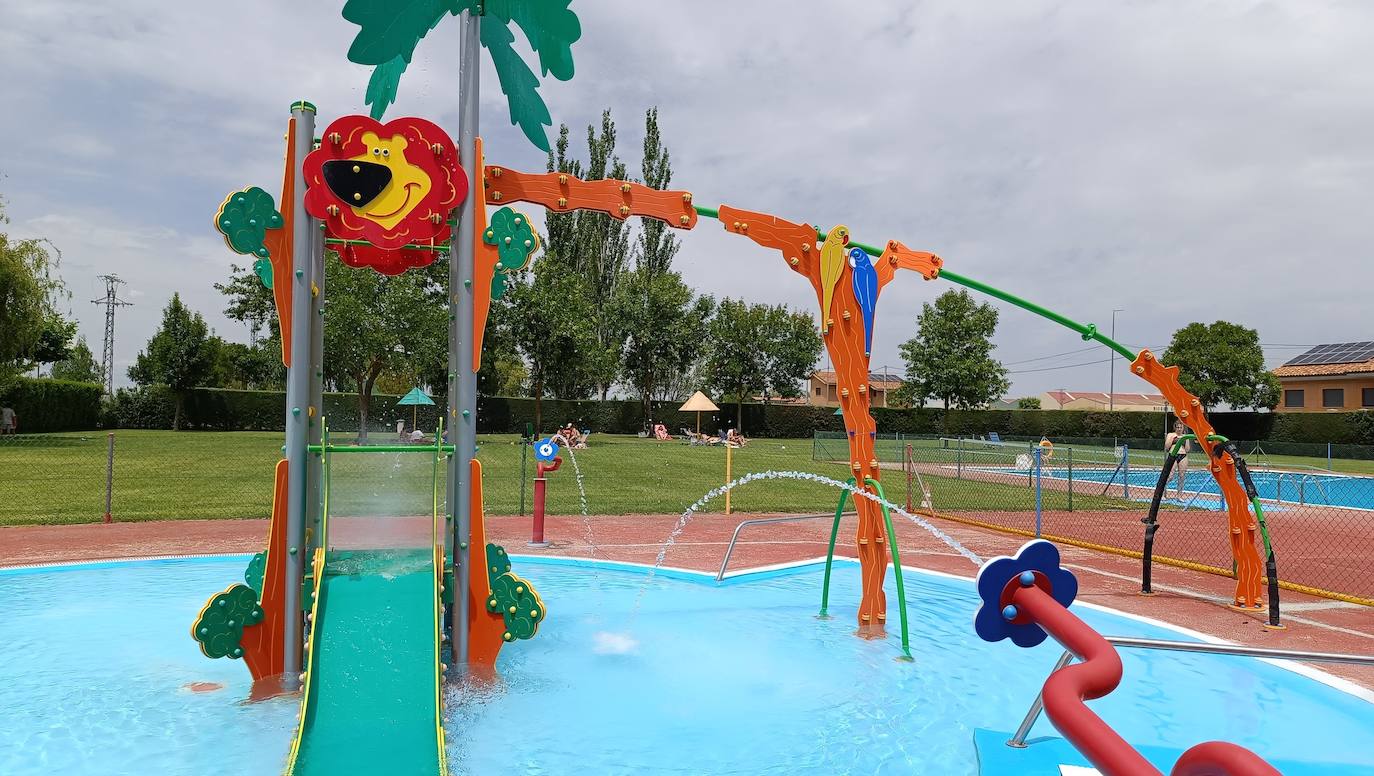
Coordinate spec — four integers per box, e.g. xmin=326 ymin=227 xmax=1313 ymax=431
xmin=1284 ymin=341 xmax=1374 ymax=366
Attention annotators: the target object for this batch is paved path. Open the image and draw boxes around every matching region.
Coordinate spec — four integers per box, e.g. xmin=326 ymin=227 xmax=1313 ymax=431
xmin=2 ymin=513 xmax=1370 ymax=690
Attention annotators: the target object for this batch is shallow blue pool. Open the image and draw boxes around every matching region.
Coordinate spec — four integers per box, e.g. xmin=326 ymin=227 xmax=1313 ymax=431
xmin=2 ymin=556 xmax=1371 ymax=775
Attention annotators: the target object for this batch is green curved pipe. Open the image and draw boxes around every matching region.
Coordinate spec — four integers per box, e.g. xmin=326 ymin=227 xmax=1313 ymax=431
xmin=864 ymin=478 xmax=913 ymax=661
xmin=818 ymin=480 xmax=854 ymax=618
xmin=690 ymin=205 xmax=1137 ymax=360
xmin=815 ymin=476 xmax=913 ymax=660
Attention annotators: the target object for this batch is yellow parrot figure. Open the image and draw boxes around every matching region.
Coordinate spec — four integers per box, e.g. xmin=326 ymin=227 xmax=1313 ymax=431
xmin=818 ymin=225 xmax=850 ymax=329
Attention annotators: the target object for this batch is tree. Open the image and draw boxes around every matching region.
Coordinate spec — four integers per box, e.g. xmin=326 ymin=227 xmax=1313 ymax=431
xmin=207 ymin=338 xmax=283 ymax=390
xmin=758 ymin=305 xmax=822 ymax=405
xmin=1162 ymin=321 xmax=1280 ymax=410
xmin=1016 ymin=396 xmax=1042 ymax=410
xmin=895 ymin=289 xmax=1010 ymax=410
xmin=0 ymin=197 xmax=66 ymax=384
xmin=129 ymin=294 xmax=216 ymax=429
xmin=614 ymin=267 xmax=714 ymax=424
xmin=25 ymin=313 xmax=76 ymax=369
xmin=702 ymin=299 xmax=820 ymax=430
xmin=541 ymin=113 xmax=632 ymax=399
xmin=218 ymin=252 xmax=448 ymax=435
xmin=634 ymin=107 xmax=679 ymax=279
xmin=472 ymin=295 xmax=528 ymax=397
xmin=320 ymin=254 xmax=448 ymax=440
xmin=215 ymin=262 xmax=278 ymax=344
xmin=50 ymin=336 xmax=102 ymax=383
xmin=506 ymin=261 xmax=598 ymax=432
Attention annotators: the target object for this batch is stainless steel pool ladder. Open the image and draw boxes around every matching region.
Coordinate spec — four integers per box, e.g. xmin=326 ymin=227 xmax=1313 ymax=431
xmin=1273 ymin=471 xmax=1333 ymax=506
xmin=716 ymin=511 xmax=857 ymax=582
xmin=1007 ymin=637 xmax=1374 ymax=748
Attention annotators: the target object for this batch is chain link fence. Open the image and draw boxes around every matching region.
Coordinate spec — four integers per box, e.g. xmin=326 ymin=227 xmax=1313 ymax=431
xmin=813 ymin=432 xmax=1374 ymax=606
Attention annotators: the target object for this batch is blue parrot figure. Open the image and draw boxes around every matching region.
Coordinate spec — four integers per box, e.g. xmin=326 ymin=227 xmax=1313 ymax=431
xmin=849 ymin=246 xmax=878 ymax=356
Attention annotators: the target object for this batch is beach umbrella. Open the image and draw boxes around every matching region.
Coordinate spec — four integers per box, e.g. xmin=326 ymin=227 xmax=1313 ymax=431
xmin=397 ymin=387 xmax=435 ymax=429
xmin=678 ymin=391 xmax=720 ymax=434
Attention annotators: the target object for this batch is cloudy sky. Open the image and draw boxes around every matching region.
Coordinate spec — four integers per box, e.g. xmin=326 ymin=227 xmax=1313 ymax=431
xmin=3 ymin=1 xmax=1371 ymax=398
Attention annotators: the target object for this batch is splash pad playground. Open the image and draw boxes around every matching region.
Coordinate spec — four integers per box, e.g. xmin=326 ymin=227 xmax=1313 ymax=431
xmin=7 ymin=3 xmax=1366 ymax=775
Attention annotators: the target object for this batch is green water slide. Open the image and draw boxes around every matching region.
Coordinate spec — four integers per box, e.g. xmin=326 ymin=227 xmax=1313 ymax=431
xmin=285 ymin=548 xmax=446 ymax=776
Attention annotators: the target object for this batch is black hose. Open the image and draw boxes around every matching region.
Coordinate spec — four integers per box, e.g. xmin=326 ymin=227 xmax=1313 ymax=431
xmin=1141 ymin=452 xmax=1181 ymax=594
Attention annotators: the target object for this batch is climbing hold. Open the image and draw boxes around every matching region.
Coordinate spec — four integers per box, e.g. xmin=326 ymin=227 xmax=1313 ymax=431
xmin=1001 ymin=605 xmax=1018 ymax=621
xmin=1019 ymin=571 xmax=1036 ymax=587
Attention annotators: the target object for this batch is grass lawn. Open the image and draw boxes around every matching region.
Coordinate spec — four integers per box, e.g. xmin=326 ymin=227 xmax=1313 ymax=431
xmin=1 ymin=431 xmax=1145 ymax=526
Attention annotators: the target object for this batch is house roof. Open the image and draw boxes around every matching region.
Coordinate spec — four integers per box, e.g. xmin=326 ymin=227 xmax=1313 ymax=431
xmin=1274 ymin=359 xmax=1374 ymax=377
xmin=1042 ymin=390 xmax=1166 ymax=407
xmin=812 ymin=370 xmax=904 ymax=389
xmin=1273 ymin=342 xmax=1374 ymax=377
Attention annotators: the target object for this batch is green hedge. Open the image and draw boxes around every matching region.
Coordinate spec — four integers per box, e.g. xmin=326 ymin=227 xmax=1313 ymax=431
xmin=94 ymin=385 xmax=1374 ymax=447
xmin=0 ymin=377 xmax=104 ymax=432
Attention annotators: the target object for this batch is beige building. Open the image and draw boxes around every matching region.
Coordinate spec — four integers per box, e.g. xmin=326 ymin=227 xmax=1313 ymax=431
xmin=808 ymin=370 xmax=904 ymax=408
xmin=1040 ymin=390 xmax=1167 ymax=412
xmin=1272 ymin=342 xmax=1374 ymax=413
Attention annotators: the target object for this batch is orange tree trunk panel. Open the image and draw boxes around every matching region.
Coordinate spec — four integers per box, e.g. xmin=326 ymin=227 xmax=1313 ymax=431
xmin=1131 ymin=350 xmax=1264 ymax=608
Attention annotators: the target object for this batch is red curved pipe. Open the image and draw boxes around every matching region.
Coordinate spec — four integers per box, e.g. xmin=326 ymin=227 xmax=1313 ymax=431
xmin=1010 ymin=583 xmax=1280 ymax=776
xmin=1172 ymin=742 xmax=1281 ymax=776
xmin=1013 ymin=584 xmax=1160 ymax=776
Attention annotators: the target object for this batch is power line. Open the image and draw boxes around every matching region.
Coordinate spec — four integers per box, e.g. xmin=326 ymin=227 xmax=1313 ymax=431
xmin=1001 ymin=344 xmax=1103 ymax=366
xmin=1011 ymin=354 xmax=1115 ymax=373
xmin=91 ymin=275 xmax=132 ymax=396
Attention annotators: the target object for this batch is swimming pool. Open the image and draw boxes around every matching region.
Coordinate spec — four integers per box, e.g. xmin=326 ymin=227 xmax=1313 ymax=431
xmin=2 ymin=556 xmax=1371 ymax=774
xmin=994 ymin=465 xmax=1374 ymax=510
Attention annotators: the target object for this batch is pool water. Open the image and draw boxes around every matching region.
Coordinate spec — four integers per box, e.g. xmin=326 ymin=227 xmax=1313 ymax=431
xmin=993 ymin=465 xmax=1374 ymax=510
xmin=2 ymin=557 xmax=1372 ymax=775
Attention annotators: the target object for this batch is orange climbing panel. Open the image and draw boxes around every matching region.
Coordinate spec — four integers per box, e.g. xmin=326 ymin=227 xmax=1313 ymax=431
xmin=1131 ymin=350 xmax=1265 ymax=609
xmin=267 ymin=119 xmax=298 ymax=367
xmin=466 ymin=459 xmax=508 ymax=668
xmin=717 ymin=205 xmax=892 ymax=630
xmin=239 ymin=459 xmax=291 ymax=684
xmin=471 ymin=138 xmax=499 ymax=372
xmin=875 ymin=239 xmax=943 ymax=285
xmin=482 ymin=164 xmax=698 ymax=229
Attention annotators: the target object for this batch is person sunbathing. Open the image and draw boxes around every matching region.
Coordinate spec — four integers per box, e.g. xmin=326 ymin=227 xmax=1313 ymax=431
xmin=725 ymin=428 xmax=748 ymax=448
xmin=653 ymin=422 xmax=673 ymax=441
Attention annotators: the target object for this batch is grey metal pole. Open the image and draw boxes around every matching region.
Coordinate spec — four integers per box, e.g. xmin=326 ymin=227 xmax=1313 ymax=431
xmin=283 ymin=100 xmax=316 ymax=681
xmin=1122 ymin=443 xmax=1130 ymax=499
xmin=1109 ymin=308 xmax=1122 ymax=410
xmin=1034 ymin=446 xmax=1043 ymax=538
xmin=103 ymin=432 xmax=115 ymax=523
xmin=449 ymin=10 xmax=481 ymax=671
xmin=1006 ymin=649 xmax=1074 ymax=747
xmin=1066 ymin=446 xmax=1073 ymax=512
xmin=306 ymin=209 xmax=325 ymax=554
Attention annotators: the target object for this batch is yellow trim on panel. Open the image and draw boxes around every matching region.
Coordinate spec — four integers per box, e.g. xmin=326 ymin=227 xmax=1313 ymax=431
xmin=433 ymin=542 xmax=447 ymax=775
xmin=284 ymin=548 xmax=328 ymax=775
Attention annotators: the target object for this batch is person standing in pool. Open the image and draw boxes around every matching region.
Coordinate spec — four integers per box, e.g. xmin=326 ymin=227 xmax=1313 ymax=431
xmin=1165 ymin=421 xmax=1191 ymax=499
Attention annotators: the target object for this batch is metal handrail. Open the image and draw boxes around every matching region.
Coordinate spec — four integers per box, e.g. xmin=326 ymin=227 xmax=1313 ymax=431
xmin=1007 ymin=636 xmax=1374 ymax=748
xmin=716 ymin=511 xmax=856 ymax=582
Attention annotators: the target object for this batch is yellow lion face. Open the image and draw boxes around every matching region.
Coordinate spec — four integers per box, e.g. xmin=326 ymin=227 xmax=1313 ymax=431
xmin=347 ymin=131 xmax=433 ymax=230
